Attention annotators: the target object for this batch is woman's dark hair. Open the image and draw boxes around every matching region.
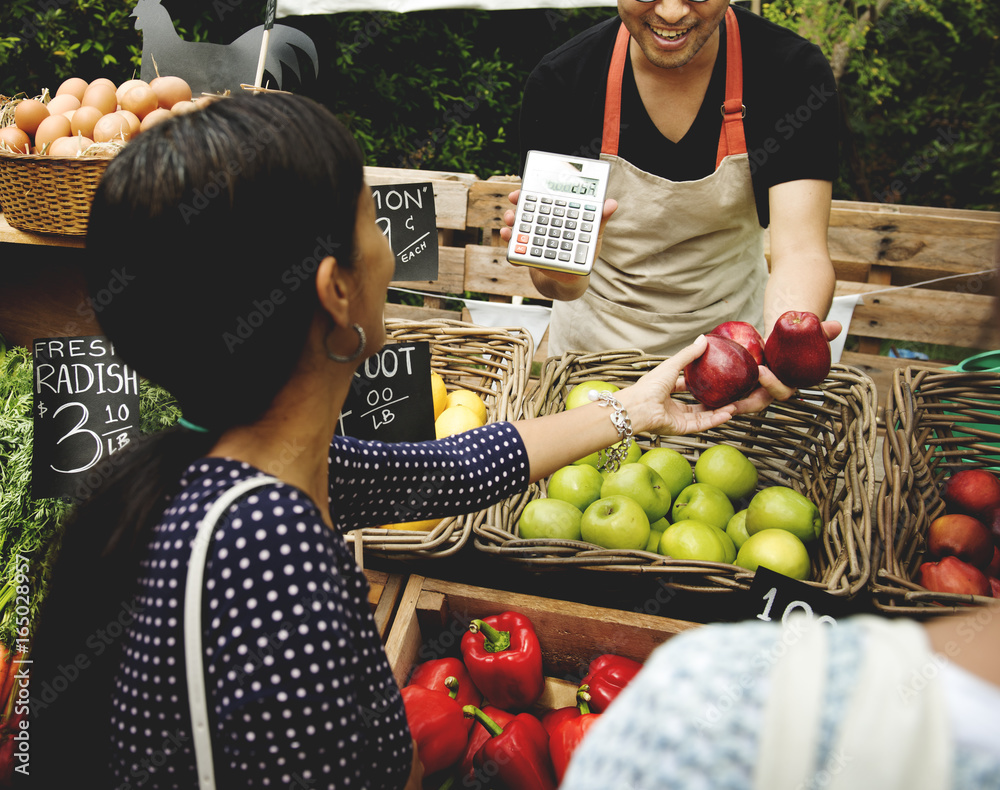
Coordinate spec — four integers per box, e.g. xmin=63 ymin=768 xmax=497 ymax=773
xmin=27 ymin=93 xmax=365 ymax=784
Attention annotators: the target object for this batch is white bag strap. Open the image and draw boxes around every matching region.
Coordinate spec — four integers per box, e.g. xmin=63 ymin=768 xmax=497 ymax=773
xmin=184 ymin=475 xmax=280 ymax=790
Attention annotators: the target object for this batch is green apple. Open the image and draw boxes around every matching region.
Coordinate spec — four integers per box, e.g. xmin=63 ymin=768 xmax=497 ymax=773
xmin=659 ymin=520 xmax=736 ymax=564
xmin=638 ymin=447 xmax=694 ymax=501
xmin=735 ymin=528 xmax=812 ymax=580
xmin=517 ymin=497 xmax=583 ymax=541
xmin=725 ymin=508 xmax=750 ymax=550
xmin=745 ymin=486 xmax=822 ymax=543
xmin=547 ymin=464 xmax=605 ymax=512
xmin=670 ymin=483 xmax=735 ymax=531
xmin=649 ymin=516 xmax=670 ymax=533
xmin=646 ymin=529 xmax=664 ymax=553
xmin=565 ymin=380 xmax=620 ymax=410
xmin=694 ymin=444 xmax=758 ymax=504
xmin=581 ymin=495 xmax=650 ymax=551
xmin=574 ymin=438 xmax=642 ymax=469
xmin=600 ymin=463 xmax=672 ymax=523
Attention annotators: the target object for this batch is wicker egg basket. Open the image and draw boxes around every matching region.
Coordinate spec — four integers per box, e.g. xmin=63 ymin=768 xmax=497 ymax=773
xmin=346 ymin=318 xmax=534 ymax=565
xmin=473 ymin=349 xmax=880 ymax=598
xmin=0 ymin=149 xmax=114 ymax=236
xmin=873 ymin=366 xmax=1000 ymax=615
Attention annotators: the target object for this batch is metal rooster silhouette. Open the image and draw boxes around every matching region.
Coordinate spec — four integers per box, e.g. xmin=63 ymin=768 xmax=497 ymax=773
xmin=131 ymin=0 xmax=319 ymax=96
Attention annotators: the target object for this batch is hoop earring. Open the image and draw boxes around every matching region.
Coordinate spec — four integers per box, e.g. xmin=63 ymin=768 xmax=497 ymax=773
xmin=326 ymin=323 xmax=367 ymax=363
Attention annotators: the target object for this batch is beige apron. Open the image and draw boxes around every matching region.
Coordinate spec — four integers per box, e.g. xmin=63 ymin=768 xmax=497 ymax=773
xmin=548 ymin=7 xmax=769 ymax=357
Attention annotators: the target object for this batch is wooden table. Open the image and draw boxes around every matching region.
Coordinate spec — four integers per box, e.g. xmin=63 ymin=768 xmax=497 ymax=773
xmin=0 ymin=213 xmax=99 ymax=349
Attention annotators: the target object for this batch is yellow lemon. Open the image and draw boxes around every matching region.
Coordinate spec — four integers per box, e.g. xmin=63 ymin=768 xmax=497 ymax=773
xmin=445 ymin=389 xmax=488 ymax=425
xmin=430 ymin=372 xmax=448 ymax=420
xmin=380 ymin=517 xmax=443 ymax=531
xmin=435 ymin=404 xmax=484 ymax=438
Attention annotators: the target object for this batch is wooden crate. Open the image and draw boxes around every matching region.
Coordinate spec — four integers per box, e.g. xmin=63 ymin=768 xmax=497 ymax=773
xmin=384 ymin=575 xmax=698 ymax=709
xmin=365 ymin=568 xmax=407 ymax=642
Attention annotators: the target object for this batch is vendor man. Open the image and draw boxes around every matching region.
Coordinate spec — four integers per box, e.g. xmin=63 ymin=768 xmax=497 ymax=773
xmin=512 ymin=0 xmax=838 ymax=357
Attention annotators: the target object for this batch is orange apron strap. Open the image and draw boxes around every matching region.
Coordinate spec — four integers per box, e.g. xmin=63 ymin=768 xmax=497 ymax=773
xmin=716 ymin=6 xmax=747 ymax=167
xmin=601 ymin=22 xmax=631 ymax=157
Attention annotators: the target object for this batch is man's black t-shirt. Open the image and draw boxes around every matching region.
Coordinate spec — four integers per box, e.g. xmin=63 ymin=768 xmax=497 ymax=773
xmin=518 ymin=5 xmax=839 ymax=228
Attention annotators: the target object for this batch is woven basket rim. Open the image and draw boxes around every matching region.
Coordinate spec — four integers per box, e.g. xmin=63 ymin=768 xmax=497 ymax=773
xmin=474 ymin=353 xmax=880 ymax=598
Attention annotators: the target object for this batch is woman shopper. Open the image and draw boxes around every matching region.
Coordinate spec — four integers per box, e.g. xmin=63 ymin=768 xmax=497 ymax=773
xmin=26 ymin=92 xmax=756 ymax=789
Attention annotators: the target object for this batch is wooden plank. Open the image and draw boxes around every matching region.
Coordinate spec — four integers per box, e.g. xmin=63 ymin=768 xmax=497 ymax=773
xmin=835 ymin=281 xmax=1000 ymax=349
xmin=384 ymin=301 xmax=462 ymax=322
xmin=364 ymin=166 xmax=472 ymax=231
xmin=829 ymin=200 xmax=1000 ymax=239
xmin=466 ymin=176 xmax=520 ymax=237
xmin=464 ymin=244 xmax=548 ymax=300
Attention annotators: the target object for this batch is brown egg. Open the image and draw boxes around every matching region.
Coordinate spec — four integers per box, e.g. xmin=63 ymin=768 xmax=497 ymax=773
xmin=88 ymin=77 xmax=117 ymax=93
xmin=149 ymin=75 xmax=193 ymax=110
xmin=56 ymin=76 xmax=89 ymax=102
xmin=93 ymin=112 xmax=132 ymax=144
xmin=46 ymin=93 xmax=81 ymax=116
xmin=70 ymin=105 xmax=104 ymax=139
xmin=14 ymin=99 xmax=50 ymax=137
xmin=139 ymin=107 xmax=173 ymax=132
xmin=115 ymin=78 xmax=148 ymax=106
xmin=33 ymin=114 xmax=72 ymax=152
xmin=121 ymin=84 xmax=158 ymax=119
xmin=0 ymin=126 xmax=31 ymax=155
xmin=170 ymin=100 xmax=198 ymax=115
xmin=81 ymin=83 xmax=118 ymax=116
xmin=47 ymin=134 xmax=94 ymax=157
xmin=117 ymin=110 xmax=142 ymax=137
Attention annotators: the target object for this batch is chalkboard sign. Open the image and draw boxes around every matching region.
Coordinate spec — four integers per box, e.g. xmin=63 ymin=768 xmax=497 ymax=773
xmin=337 ymin=341 xmax=435 ymax=442
xmin=32 ymin=336 xmax=140 ymax=500
xmin=744 ymin=566 xmax=851 ymax=625
xmin=371 ymin=182 xmax=439 ymax=282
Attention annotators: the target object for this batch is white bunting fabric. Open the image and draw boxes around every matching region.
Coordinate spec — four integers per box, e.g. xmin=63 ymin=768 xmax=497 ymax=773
xmin=277 ymin=0 xmax=616 ymax=16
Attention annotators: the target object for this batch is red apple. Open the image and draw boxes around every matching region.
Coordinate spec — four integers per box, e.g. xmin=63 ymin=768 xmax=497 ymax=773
xmin=683 ymin=335 xmax=759 ymax=409
xmin=708 ymin=321 xmax=766 ymax=366
xmin=983 ymin=503 xmax=1000 ymax=548
xmin=987 ymin=545 xmax=1000 ymax=578
xmin=927 ymin=513 xmax=995 ymax=569
xmin=917 ymin=555 xmax=992 ymax=597
xmin=763 ymin=311 xmax=831 ymax=388
xmin=990 ymin=577 xmax=1000 ymax=599
xmin=942 ymin=468 xmax=1000 ymax=520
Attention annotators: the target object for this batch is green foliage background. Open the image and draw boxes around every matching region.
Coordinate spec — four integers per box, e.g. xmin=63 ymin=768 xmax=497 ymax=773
xmin=1 ymin=0 xmax=997 ymax=209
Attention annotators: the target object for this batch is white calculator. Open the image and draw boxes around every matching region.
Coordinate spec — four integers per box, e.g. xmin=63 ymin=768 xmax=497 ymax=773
xmin=506 ymin=150 xmax=611 ymax=276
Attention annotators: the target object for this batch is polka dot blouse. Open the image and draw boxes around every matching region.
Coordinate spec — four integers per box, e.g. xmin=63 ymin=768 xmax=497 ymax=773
xmin=110 ymin=422 xmax=528 ymax=789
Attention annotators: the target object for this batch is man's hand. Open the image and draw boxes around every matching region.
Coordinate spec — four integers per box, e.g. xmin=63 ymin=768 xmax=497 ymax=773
xmin=733 ymin=320 xmax=843 ymax=411
xmin=500 ymin=189 xmax=618 ymax=298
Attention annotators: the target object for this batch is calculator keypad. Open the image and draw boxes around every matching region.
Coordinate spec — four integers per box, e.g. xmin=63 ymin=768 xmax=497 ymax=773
xmin=512 ymin=192 xmax=599 ymax=268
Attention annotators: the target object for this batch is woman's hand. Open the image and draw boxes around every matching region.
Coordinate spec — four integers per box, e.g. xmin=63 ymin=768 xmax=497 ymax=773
xmin=618 ymin=336 xmax=738 ymax=437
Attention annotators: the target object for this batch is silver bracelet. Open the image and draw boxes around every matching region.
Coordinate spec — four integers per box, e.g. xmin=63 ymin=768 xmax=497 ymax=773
xmin=588 ymin=389 xmax=633 ymax=472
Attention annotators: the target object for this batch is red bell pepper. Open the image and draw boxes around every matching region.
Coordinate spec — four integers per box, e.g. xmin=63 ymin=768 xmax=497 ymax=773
xmin=464 ymin=705 xmax=557 ymax=790
xmin=460 ymin=611 xmax=544 ymax=711
xmin=540 ymin=684 xmax=592 ymax=736
xmin=549 ymin=708 xmax=601 ymax=783
xmin=580 ymin=653 xmax=643 ymax=712
xmin=409 ymin=657 xmax=482 ymax=731
xmin=457 ymin=704 xmax=517 ymax=784
xmin=400 ymin=681 xmax=468 ymax=777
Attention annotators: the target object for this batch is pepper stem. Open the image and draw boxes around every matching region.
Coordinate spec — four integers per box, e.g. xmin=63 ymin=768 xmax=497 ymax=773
xmin=468 ymin=619 xmax=511 ymax=653
xmin=463 ymin=704 xmax=504 ymax=737
xmin=577 ymin=684 xmax=592 ymax=716
xmin=444 ymin=675 xmax=460 ymax=701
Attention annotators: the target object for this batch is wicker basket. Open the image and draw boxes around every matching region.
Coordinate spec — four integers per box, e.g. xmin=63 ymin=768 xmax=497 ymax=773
xmin=473 ymin=350 xmax=879 ymax=598
xmin=0 ymin=150 xmax=112 ymax=235
xmin=873 ymin=366 xmax=1000 ymax=615
xmin=346 ymin=318 xmax=534 ymax=563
